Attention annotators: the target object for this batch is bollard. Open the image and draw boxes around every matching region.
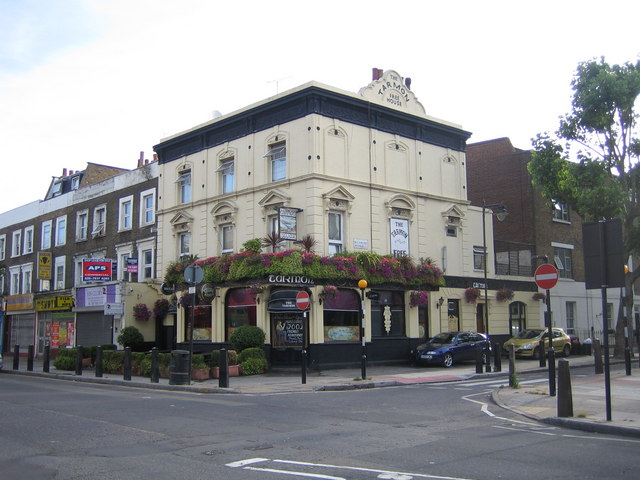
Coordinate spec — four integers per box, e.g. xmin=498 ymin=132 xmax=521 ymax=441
xmin=475 ymin=345 xmax=483 ymax=374
xmin=123 ymin=347 xmax=132 ymax=381
xmin=150 ymin=347 xmax=159 ymax=383
xmin=95 ymin=346 xmax=103 ymax=378
xmin=557 ymin=359 xmax=573 ymax=417
xmin=493 ymin=342 xmax=502 ymax=372
xmin=625 ymin=345 xmax=632 ymax=376
xmin=594 ymin=339 xmax=603 ymax=374
xmin=538 ymin=340 xmax=546 ymax=368
xmin=75 ymin=346 xmax=83 ymax=376
xmin=43 ymin=345 xmax=50 ymax=373
xmin=301 ymin=349 xmax=307 ymax=384
xmin=27 ymin=345 xmax=34 ymax=371
xmin=548 ymin=347 xmax=556 ymax=397
xmin=219 ymin=348 xmax=229 ymax=388
xmin=13 ymin=344 xmax=19 ymax=370
xmin=508 ymin=344 xmax=517 ymax=387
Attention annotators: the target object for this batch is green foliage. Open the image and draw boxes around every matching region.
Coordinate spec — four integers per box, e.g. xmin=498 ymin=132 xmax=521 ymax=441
xmin=140 ymin=356 xmax=152 ymax=376
xmin=116 ymin=326 xmax=144 ymax=349
xmin=238 ymin=347 xmax=266 ymax=363
xmin=230 ymin=325 xmax=266 ymax=352
xmin=210 ymin=349 xmax=238 ymax=366
xmin=241 ymin=357 xmax=268 ymax=375
xmin=53 ymin=349 xmax=76 ymax=370
xmin=191 ymin=354 xmax=207 ymax=369
xmin=242 ymin=238 xmax=263 ymax=253
xmin=103 ymin=351 xmax=124 ymax=373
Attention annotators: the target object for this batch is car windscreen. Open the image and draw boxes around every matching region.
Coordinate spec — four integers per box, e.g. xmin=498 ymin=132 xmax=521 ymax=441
xmin=428 ymin=333 xmax=456 ymax=344
xmin=517 ymin=329 xmax=543 ymax=339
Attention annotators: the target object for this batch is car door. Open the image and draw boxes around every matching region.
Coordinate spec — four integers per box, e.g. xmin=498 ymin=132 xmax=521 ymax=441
xmin=455 ymin=333 xmax=473 ymax=361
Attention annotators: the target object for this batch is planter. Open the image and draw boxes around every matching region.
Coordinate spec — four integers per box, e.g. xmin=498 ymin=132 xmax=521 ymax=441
xmin=210 ymin=365 xmax=241 ymax=378
xmin=191 ymin=368 xmax=211 ymax=382
xmin=82 ymin=358 xmax=92 ymax=368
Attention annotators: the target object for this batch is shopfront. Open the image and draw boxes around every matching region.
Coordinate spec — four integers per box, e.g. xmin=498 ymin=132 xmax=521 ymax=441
xmin=35 ymin=295 xmax=74 ymax=355
xmin=5 ymin=294 xmax=35 ymax=355
xmin=74 ymin=284 xmax=120 ymax=347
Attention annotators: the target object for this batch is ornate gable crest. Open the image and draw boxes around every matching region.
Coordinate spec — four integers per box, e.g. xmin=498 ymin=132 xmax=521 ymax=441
xmin=358 ymin=69 xmax=426 ymax=115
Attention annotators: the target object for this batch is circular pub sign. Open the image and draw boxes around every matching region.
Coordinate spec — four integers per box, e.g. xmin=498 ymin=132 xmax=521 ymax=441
xmin=295 ymin=290 xmax=310 ymax=310
xmin=534 ymin=264 xmax=559 ymax=290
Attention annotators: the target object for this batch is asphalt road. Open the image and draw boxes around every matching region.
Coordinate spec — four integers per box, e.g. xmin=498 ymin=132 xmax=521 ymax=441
xmin=1 ymin=373 xmax=639 ymax=480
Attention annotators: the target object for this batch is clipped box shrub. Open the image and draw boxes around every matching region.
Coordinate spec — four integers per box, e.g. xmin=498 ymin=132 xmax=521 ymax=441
xmin=229 ymin=326 xmax=265 ymax=352
xmin=238 ymin=347 xmax=265 ymax=364
xmin=53 ymin=349 xmax=76 ymax=371
xmin=241 ymin=357 xmax=268 ymax=375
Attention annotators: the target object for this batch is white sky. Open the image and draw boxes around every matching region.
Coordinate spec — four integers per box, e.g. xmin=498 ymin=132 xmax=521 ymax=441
xmin=1 ymin=0 xmax=638 ymax=212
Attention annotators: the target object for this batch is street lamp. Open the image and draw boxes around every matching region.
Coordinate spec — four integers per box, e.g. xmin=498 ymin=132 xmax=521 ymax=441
xmin=358 ymin=279 xmax=368 ymax=380
xmin=482 ymin=201 xmax=508 ymax=373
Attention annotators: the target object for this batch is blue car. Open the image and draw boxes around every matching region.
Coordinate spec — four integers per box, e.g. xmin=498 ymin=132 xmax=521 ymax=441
xmin=413 ymin=331 xmax=490 ymax=367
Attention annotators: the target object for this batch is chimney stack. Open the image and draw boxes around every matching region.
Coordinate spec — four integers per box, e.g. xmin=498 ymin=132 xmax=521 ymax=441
xmin=404 ymin=77 xmax=412 ymax=89
xmin=138 ymin=151 xmax=144 ymax=168
xmin=372 ymin=68 xmax=384 ymax=81
xmin=62 ymin=168 xmax=68 ymax=177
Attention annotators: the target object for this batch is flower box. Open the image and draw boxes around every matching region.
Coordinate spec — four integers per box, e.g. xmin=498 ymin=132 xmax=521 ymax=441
xmin=210 ymin=365 xmax=241 ymax=378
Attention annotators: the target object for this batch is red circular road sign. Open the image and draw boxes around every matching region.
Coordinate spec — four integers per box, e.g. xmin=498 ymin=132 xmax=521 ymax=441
xmin=296 ymin=290 xmax=310 ymax=310
xmin=534 ymin=263 xmax=559 ymax=289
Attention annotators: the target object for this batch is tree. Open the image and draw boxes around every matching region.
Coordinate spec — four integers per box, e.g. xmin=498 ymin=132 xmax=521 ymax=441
xmin=528 ymin=57 xmax=640 ymax=357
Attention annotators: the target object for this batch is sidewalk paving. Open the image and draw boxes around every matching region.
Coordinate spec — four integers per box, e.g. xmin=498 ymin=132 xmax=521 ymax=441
xmin=2 ymin=354 xmax=639 ymax=438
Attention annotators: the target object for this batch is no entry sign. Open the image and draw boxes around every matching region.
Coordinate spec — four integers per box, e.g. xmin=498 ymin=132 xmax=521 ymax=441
xmin=296 ymin=290 xmax=310 ymax=310
xmin=534 ymin=263 xmax=559 ymax=290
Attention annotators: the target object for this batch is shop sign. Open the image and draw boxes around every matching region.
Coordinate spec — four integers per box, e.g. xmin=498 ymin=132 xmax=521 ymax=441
xmin=104 ymin=303 xmax=124 ymax=315
xmin=353 ymin=238 xmax=369 ymax=250
xmin=126 ymin=257 xmax=138 ymax=274
xmin=76 ymin=284 xmax=119 ymax=307
xmin=273 ymin=314 xmax=305 ymax=348
xmin=390 ymin=218 xmax=409 ymax=257
xmin=277 ymin=207 xmax=302 ymax=241
xmin=267 ymin=274 xmax=314 ymax=285
xmin=6 ymin=294 xmax=34 ymax=311
xmin=38 ymin=252 xmax=52 ymax=279
xmin=35 ymin=296 xmax=73 ymax=312
xmin=82 ymin=259 xmax=114 ymax=282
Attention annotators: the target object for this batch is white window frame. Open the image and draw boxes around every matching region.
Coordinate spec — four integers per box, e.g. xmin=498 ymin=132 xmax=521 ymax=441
xmin=41 ymin=220 xmax=52 ymax=249
xmin=54 ymin=256 xmax=65 ymax=290
xmin=179 ymin=232 xmax=191 ymax=258
xmin=71 ymin=175 xmax=80 ymax=190
xmin=217 ymin=157 xmax=235 ymax=194
xmin=139 ymin=188 xmax=156 ymax=226
xmin=55 ymin=215 xmax=67 ymax=247
xmin=176 ymin=170 xmax=192 ymax=204
xmin=137 ymin=238 xmax=155 ymax=281
xmin=76 ymin=210 xmax=88 ymax=241
xmin=0 ymin=234 xmax=5 ymax=260
xmin=21 ymin=263 xmax=33 ymax=294
xmin=92 ymin=205 xmax=107 ymax=237
xmin=11 ymin=230 xmax=21 ymax=257
xmin=23 ymin=225 xmax=34 ymax=254
xmin=115 ymin=244 xmax=133 ymax=281
xmin=265 ymin=143 xmax=286 ymax=182
xmin=328 ymin=211 xmax=344 ymax=255
xmin=9 ymin=266 xmax=20 ymax=295
xmin=221 ymin=224 xmax=234 ymax=254
xmin=552 ymin=242 xmax=574 ymax=279
xmin=473 ymin=246 xmax=486 ymax=271
xmin=118 ymin=195 xmax=134 ymax=231
xmin=553 ymin=201 xmax=570 ymax=222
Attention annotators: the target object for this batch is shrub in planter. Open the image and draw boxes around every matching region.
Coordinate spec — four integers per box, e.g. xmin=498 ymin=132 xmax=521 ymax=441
xmin=241 ymin=357 xmax=268 ymax=375
xmin=238 ymin=347 xmax=266 ymax=364
xmin=140 ymin=355 xmax=152 ymax=377
xmin=229 ymin=325 xmax=266 ymax=352
xmin=53 ymin=349 xmax=76 ymax=371
xmin=117 ymin=326 xmax=144 ymax=349
xmin=210 ymin=349 xmax=238 ymax=367
xmin=132 ymin=352 xmax=146 ymax=375
xmin=103 ymin=350 xmax=124 ymax=374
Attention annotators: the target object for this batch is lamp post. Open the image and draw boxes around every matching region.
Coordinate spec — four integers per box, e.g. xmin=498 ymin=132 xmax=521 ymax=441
xmin=358 ymin=279 xmax=368 ymax=380
xmin=482 ymin=201 xmax=508 ymax=373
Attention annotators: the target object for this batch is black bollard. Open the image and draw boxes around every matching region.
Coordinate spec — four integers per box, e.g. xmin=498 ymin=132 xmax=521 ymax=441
xmin=95 ymin=346 xmax=103 ymax=378
xmin=150 ymin=347 xmax=159 ymax=383
xmin=548 ymin=347 xmax=556 ymax=397
xmin=475 ymin=345 xmax=483 ymax=374
xmin=75 ymin=346 xmax=83 ymax=376
xmin=493 ymin=342 xmax=502 ymax=372
xmin=27 ymin=345 xmax=34 ymax=371
xmin=219 ymin=348 xmax=229 ymax=388
xmin=557 ymin=359 xmax=573 ymax=417
xmin=13 ymin=344 xmax=19 ymax=370
xmin=43 ymin=345 xmax=50 ymax=373
xmin=538 ymin=340 xmax=546 ymax=368
xmin=123 ymin=347 xmax=132 ymax=381
xmin=301 ymin=349 xmax=307 ymax=384
xmin=594 ymin=339 xmax=603 ymax=374
xmin=625 ymin=345 xmax=632 ymax=376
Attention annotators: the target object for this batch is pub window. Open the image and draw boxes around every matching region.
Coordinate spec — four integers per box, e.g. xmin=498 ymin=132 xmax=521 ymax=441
xmin=509 ymin=301 xmax=526 ymax=337
xmin=265 ymin=142 xmax=286 ymax=182
xmin=176 ymin=169 xmax=192 ymax=203
xmin=371 ymin=290 xmax=405 ymax=337
xmin=225 ymin=288 xmax=257 ymax=340
xmin=328 ymin=211 xmax=343 ymax=255
xmin=322 ymin=288 xmax=360 ymax=342
xmin=217 ymin=157 xmax=235 ymax=194
xmin=184 ymin=302 xmax=212 ymax=341
xmin=473 ymin=246 xmax=486 ymax=270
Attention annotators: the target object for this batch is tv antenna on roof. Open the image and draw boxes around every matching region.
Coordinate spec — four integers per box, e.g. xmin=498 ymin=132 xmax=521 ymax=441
xmin=267 ymin=76 xmax=292 ymax=94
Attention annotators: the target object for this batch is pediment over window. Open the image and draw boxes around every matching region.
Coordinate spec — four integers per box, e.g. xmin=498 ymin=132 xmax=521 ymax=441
xmin=258 ymin=189 xmax=291 ymax=208
xmin=170 ymin=210 xmax=193 ymax=233
xmin=323 ymin=185 xmax=355 ymax=213
xmin=441 ymin=205 xmax=465 ymax=226
xmin=385 ymin=194 xmax=415 ymax=219
xmin=211 ymin=200 xmax=238 ymax=226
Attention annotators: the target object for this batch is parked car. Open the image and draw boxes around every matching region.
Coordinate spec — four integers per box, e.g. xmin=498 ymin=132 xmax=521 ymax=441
xmin=502 ymin=327 xmax=572 ymax=359
xmin=413 ymin=331 xmax=490 ymax=368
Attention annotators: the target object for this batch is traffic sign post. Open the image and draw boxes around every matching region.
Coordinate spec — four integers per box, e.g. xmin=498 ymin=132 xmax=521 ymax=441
xmin=534 ymin=263 xmax=558 ymax=397
xmin=183 ymin=264 xmax=204 ymax=384
xmin=295 ymin=291 xmax=310 ymax=385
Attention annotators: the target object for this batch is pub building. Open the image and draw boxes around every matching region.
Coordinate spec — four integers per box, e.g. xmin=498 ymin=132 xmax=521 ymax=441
xmin=156 ymin=69 xmax=538 ymax=368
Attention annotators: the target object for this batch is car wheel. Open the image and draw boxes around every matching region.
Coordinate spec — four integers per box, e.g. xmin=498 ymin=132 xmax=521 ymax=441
xmin=443 ymin=353 xmax=454 ymax=368
xmin=533 ymin=347 xmax=540 ymax=360
xmin=563 ymin=344 xmax=571 ymax=357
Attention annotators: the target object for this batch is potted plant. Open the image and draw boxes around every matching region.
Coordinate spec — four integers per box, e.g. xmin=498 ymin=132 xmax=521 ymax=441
xmin=209 ymin=350 xmax=241 ymax=378
xmin=409 ymin=290 xmax=429 ymax=307
xmin=191 ymin=354 xmax=210 ymax=381
xmin=133 ymin=303 xmax=151 ymax=322
xmin=465 ymin=287 xmax=481 ymax=304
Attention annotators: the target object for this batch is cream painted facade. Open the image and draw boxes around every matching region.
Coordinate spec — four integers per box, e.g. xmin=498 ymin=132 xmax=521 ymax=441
xmin=154 ymin=70 xmax=539 ymax=366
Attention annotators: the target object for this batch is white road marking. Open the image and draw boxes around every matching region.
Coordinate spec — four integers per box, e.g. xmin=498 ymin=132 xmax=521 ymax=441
xmin=244 ymin=466 xmax=345 ymax=479
xmin=226 ymin=457 xmax=269 ymax=468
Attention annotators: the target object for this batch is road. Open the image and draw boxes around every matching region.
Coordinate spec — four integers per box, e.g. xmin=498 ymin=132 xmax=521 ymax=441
xmin=1 ymin=371 xmax=638 ymax=480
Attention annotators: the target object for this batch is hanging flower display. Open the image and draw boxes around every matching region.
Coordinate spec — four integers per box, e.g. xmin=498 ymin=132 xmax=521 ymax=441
xmin=153 ymin=298 xmax=170 ymax=319
xmin=409 ymin=290 xmax=429 ymax=308
xmin=532 ymin=292 xmax=546 ymax=301
xmin=465 ymin=287 xmax=481 ymax=304
xmin=496 ymin=288 xmax=515 ymax=302
xmin=133 ymin=303 xmax=151 ymax=322
xmin=248 ymin=283 xmax=265 ymax=300
xmin=320 ymin=285 xmax=338 ymax=300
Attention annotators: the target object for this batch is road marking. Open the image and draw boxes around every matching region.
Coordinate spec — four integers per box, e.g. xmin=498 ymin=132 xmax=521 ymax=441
xmin=245 ymin=466 xmax=345 ymax=479
xmin=226 ymin=457 xmax=269 ymax=468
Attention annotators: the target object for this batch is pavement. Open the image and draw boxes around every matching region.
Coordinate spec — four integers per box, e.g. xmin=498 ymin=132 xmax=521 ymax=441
xmin=2 ymin=353 xmax=640 ymax=438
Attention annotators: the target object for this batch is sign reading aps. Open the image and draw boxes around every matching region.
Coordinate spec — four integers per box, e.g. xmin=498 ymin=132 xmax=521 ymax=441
xmin=82 ymin=259 xmax=114 ymax=282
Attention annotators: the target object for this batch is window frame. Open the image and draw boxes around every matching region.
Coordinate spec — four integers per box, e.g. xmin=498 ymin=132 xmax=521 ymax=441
xmin=553 ymin=244 xmax=573 ymax=279
xmin=176 ymin=170 xmax=192 ymax=204
xmin=23 ymin=225 xmax=34 ymax=254
xmin=55 ymin=215 xmax=67 ymax=247
xmin=41 ymin=220 xmax=52 ymax=249
xmin=0 ymin=234 xmax=5 ymax=261
xmin=54 ymin=256 xmax=65 ymax=290
xmin=473 ymin=246 xmax=486 ymax=271
xmin=76 ymin=210 xmax=88 ymax=241
xmin=179 ymin=232 xmax=191 ymax=259
xmin=11 ymin=230 xmax=22 ymax=257
xmin=553 ymin=201 xmax=570 ymax=222
xmin=328 ymin=211 xmax=344 ymax=255
xmin=217 ymin=157 xmax=235 ymax=194
xmin=266 ymin=142 xmax=286 ymax=182
xmin=137 ymin=238 xmax=155 ymax=281
xmin=221 ymin=224 xmax=234 ymax=254
xmin=139 ymin=188 xmax=156 ymax=226
xmin=118 ymin=195 xmax=134 ymax=231
xmin=9 ymin=266 xmax=20 ymax=295
xmin=21 ymin=263 xmax=33 ymax=294
xmin=92 ymin=205 xmax=107 ymax=237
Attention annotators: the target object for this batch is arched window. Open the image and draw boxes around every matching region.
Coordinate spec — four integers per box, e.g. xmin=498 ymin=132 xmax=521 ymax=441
xmin=509 ymin=301 xmax=526 ymax=337
xmin=322 ymin=288 xmax=360 ymax=342
xmin=371 ymin=290 xmax=405 ymax=337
